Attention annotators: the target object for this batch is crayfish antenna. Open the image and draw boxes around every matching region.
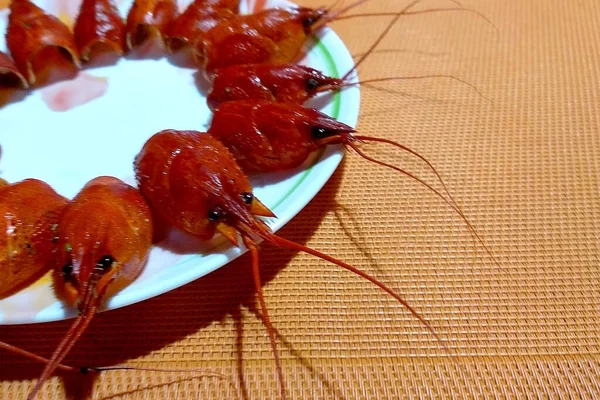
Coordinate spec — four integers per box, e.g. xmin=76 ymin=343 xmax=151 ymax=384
xmin=346 ymin=140 xmax=502 ymax=272
xmin=322 ymin=0 xmax=372 ymax=23
xmin=83 ymin=365 xmax=228 ymax=378
xmin=243 ymin=236 xmax=288 ymax=400
xmin=334 ymin=0 xmax=497 ymax=33
xmin=0 ymin=341 xmax=77 ymax=373
xmin=340 ymin=3 xmax=404 ymax=82
xmin=403 ymin=7 xmax=497 ymax=33
xmin=350 ymin=137 xmax=465 ymax=216
xmin=330 ymin=0 xmax=427 ymax=25
xmin=0 ymin=339 xmax=232 ymax=383
xmin=83 ymin=365 xmax=235 ymax=391
xmin=341 ymin=75 xmax=492 ymax=105
xmin=333 ymin=0 xmax=491 ymax=105
xmin=261 ymin=232 xmax=450 ymax=353
xmin=27 ymin=305 xmax=97 ymax=400
xmin=0 ymin=338 xmax=233 ymax=392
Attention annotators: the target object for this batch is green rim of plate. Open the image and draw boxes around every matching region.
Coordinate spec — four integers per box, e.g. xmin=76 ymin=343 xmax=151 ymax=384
xmin=270 ymin=36 xmax=341 ymax=210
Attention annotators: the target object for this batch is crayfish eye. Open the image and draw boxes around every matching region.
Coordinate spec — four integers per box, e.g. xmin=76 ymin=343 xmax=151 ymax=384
xmin=62 ymin=263 xmax=73 ymax=277
xmin=97 ymin=255 xmax=115 ymax=271
xmin=302 ymin=16 xmax=316 ymax=30
xmin=306 ymin=78 xmax=319 ymax=92
xmin=208 ymin=206 xmax=226 ymax=222
xmin=241 ymin=192 xmax=254 ymax=204
xmin=311 ymin=126 xmax=332 ymax=139
xmin=300 ymin=9 xmax=325 ymax=33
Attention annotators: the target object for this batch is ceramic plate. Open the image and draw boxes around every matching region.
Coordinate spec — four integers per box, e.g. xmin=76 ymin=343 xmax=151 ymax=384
xmin=0 ymin=0 xmax=360 ymax=324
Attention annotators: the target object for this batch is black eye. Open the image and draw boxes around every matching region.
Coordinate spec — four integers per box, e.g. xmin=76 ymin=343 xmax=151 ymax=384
xmin=241 ymin=192 xmax=253 ymax=204
xmin=306 ymin=78 xmax=319 ymax=91
xmin=62 ymin=263 xmax=73 ymax=276
xmin=208 ymin=206 xmax=225 ymax=222
xmin=311 ymin=126 xmax=331 ymax=139
xmin=97 ymin=255 xmax=115 ymax=270
xmin=302 ymin=16 xmax=316 ymax=29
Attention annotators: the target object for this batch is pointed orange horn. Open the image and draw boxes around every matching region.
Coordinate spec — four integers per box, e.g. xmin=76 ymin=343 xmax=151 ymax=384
xmin=250 ymin=198 xmax=276 ymax=218
xmin=216 ymin=222 xmax=239 ymax=245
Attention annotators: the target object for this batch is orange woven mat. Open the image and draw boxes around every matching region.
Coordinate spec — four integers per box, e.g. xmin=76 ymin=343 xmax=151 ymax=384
xmin=2 ymin=0 xmax=599 ymax=398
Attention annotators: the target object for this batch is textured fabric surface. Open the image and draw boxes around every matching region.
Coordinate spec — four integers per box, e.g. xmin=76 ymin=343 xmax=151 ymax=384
xmin=2 ymin=0 xmax=600 ymax=398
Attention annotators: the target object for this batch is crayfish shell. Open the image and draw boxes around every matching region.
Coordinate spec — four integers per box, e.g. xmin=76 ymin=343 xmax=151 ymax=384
xmin=0 ymin=50 xmax=28 ymax=88
xmin=165 ymin=0 xmax=239 ymax=52
xmin=73 ymin=0 xmax=126 ymax=61
xmin=5 ymin=0 xmax=80 ymax=85
xmin=197 ymin=8 xmax=310 ymax=71
xmin=134 ymin=130 xmax=256 ymax=241
xmin=125 ymin=0 xmax=178 ymax=49
xmin=0 ymin=179 xmax=68 ymax=299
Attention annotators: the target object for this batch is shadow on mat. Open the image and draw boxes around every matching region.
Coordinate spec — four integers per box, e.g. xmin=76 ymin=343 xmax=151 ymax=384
xmin=0 ymin=161 xmax=350 ymax=399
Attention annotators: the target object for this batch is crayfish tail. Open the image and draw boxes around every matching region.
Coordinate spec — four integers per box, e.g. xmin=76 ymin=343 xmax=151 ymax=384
xmin=0 ymin=51 xmax=29 ymax=88
xmin=6 ymin=0 xmax=80 ymax=85
xmin=125 ymin=0 xmax=177 ymax=50
xmin=73 ymin=0 xmax=126 ymax=62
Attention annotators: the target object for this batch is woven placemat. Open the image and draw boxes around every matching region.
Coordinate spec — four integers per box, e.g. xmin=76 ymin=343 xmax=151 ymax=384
xmin=1 ymin=0 xmax=599 ymax=398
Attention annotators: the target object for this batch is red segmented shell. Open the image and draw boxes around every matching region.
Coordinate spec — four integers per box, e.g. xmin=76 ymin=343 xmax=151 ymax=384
xmin=0 ymin=50 xmax=29 ymax=88
xmin=0 ymin=179 xmax=68 ymax=299
xmin=197 ymin=7 xmax=325 ymax=71
xmin=125 ymin=0 xmax=178 ymax=49
xmin=5 ymin=0 xmax=80 ymax=85
xmin=73 ymin=0 xmax=126 ymax=61
xmin=166 ymin=0 xmax=239 ymax=52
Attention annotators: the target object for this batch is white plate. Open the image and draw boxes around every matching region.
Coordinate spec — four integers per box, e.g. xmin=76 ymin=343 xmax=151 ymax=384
xmin=0 ymin=0 xmax=360 ymax=324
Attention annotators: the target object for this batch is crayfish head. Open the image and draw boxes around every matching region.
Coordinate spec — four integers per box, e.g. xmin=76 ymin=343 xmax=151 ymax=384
xmin=55 ymin=237 xmax=122 ymax=312
xmin=206 ymin=191 xmax=275 ymax=246
xmin=52 ymin=177 xmax=152 ymax=312
xmin=296 ymin=7 xmax=328 ymax=35
xmin=161 ymin=132 xmax=276 ymax=247
xmin=297 ymin=66 xmax=344 ymax=97
xmin=303 ymin=108 xmax=357 ymax=147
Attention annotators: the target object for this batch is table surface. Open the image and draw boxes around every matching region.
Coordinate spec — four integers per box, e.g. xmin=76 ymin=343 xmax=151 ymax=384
xmin=1 ymin=0 xmax=599 ymax=399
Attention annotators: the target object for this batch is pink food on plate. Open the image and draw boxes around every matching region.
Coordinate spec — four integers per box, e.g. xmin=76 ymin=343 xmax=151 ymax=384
xmin=41 ymin=72 xmax=108 ymax=112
